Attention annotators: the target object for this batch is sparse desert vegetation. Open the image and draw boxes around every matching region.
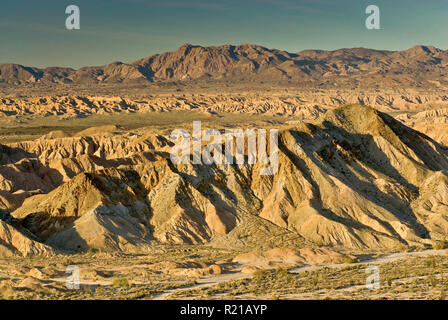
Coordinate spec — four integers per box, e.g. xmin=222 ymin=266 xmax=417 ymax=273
xmin=167 ymin=252 xmax=448 ymax=300
xmin=1 ymin=244 xmax=447 ymax=300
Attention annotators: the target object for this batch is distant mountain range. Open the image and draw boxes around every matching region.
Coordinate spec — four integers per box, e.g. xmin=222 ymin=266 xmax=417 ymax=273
xmin=1 ymin=44 xmax=448 ymax=89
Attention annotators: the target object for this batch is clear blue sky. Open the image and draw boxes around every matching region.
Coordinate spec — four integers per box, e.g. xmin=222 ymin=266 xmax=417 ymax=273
xmin=0 ymin=0 xmax=447 ymax=68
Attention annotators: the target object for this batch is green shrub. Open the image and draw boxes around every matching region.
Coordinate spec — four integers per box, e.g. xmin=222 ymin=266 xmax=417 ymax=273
xmin=253 ymin=269 xmax=270 ymax=280
xmin=424 ymin=257 xmax=436 ymax=268
xmin=386 ymin=278 xmax=392 ymax=287
xmin=428 ymin=276 xmax=438 ymax=288
xmin=341 ymin=256 xmax=359 ymax=264
xmin=87 ymin=247 xmax=99 ymax=255
xmin=112 ymin=277 xmax=130 ymax=287
xmin=432 ymin=241 xmax=448 ymax=250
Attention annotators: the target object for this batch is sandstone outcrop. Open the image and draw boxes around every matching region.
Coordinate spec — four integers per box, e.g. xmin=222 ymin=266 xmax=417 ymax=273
xmin=233 ymin=247 xmax=347 ymax=267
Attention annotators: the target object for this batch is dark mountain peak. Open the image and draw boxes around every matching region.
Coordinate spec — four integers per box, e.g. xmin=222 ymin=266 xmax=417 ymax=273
xmin=179 ymin=43 xmax=194 ymax=49
xmin=406 ymin=45 xmax=441 ymax=55
xmin=176 ymin=43 xmax=201 ymax=54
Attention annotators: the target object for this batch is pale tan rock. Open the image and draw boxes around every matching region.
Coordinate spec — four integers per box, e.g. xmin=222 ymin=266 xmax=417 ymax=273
xmin=241 ymin=266 xmax=260 ymax=274
xmin=0 ymin=220 xmax=55 ymax=257
xmin=206 ymin=264 xmax=222 ymax=275
xmin=26 ymin=268 xmax=45 ymax=279
xmin=16 ymin=276 xmax=44 ymax=288
xmin=234 ymin=247 xmax=346 ymax=267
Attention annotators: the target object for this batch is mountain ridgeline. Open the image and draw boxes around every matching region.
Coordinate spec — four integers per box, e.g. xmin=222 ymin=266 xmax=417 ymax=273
xmin=1 ymin=44 xmax=448 ymax=89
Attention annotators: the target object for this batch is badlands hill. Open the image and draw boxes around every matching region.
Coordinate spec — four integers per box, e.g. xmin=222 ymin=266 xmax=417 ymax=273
xmin=0 ymin=91 xmax=448 ymax=126
xmin=2 ymin=104 xmax=448 ymax=254
xmin=397 ymin=107 xmax=448 ymax=146
xmin=1 ymin=44 xmax=448 ymax=89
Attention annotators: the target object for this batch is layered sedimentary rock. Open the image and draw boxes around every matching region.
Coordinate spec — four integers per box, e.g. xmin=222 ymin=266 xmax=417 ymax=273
xmin=0 ymin=93 xmax=447 ymax=120
xmin=1 ymin=104 xmax=447 ymax=254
